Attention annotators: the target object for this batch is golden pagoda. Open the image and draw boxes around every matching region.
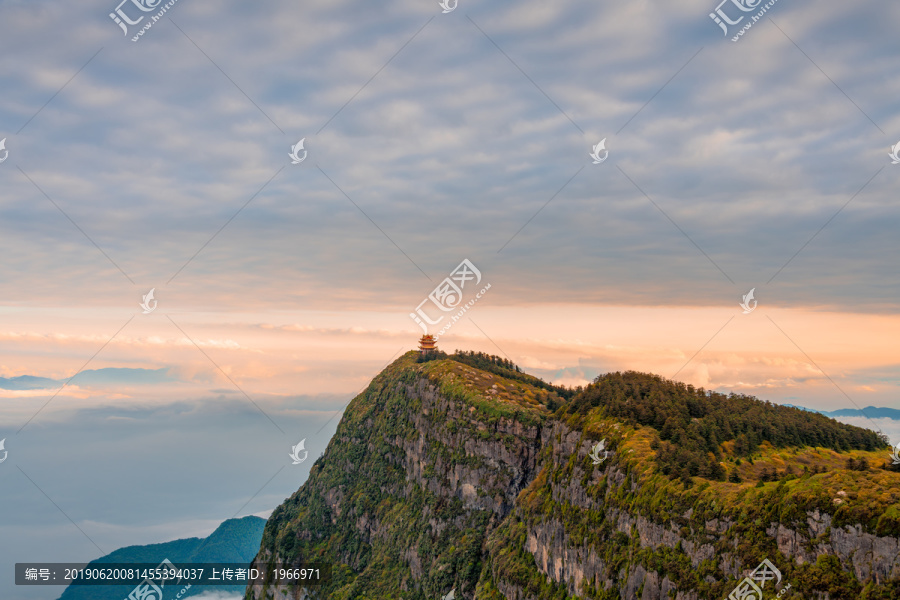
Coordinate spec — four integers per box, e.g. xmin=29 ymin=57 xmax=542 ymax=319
xmin=418 ymin=334 xmax=437 ymax=355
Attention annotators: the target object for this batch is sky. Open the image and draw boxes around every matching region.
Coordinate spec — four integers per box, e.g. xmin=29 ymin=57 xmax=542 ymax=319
xmin=1 ymin=0 xmax=899 ymax=598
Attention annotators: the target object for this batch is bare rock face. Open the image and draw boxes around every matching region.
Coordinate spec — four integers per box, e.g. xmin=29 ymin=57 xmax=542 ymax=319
xmin=766 ymin=511 xmax=900 ymax=584
xmin=399 ymin=379 xmax=543 ymax=517
xmin=245 ymin=357 xmax=900 ymax=600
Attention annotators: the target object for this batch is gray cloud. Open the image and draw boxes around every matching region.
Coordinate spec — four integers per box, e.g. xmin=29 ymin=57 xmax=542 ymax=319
xmin=0 ymin=0 xmax=897 ymax=312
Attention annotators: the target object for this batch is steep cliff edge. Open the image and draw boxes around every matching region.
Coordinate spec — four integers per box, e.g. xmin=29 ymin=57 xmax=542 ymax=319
xmin=245 ymin=352 xmax=900 ymax=600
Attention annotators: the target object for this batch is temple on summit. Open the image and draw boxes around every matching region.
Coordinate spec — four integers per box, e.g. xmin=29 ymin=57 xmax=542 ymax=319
xmin=418 ymin=334 xmax=437 ymax=355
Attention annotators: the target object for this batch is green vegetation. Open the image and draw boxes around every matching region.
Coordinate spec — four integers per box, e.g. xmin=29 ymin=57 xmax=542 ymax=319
xmin=247 ymin=353 xmax=900 ymax=600
xmin=566 ymin=371 xmax=888 ymax=481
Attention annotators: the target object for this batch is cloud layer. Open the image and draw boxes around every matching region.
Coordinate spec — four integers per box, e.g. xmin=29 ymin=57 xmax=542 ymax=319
xmin=0 ymin=0 xmax=898 ymax=313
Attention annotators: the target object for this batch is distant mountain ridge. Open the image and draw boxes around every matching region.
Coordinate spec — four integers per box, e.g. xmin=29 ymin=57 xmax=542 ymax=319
xmin=0 ymin=374 xmax=59 ymax=390
xmin=58 ymin=516 xmax=264 ymax=600
xmin=824 ymin=406 xmax=900 ymax=420
xmin=0 ymin=367 xmax=172 ymax=390
xmin=782 ymin=404 xmax=900 ymax=420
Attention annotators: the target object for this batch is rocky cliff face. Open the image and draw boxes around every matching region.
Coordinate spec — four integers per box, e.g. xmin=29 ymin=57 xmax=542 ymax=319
xmin=244 ymin=353 xmax=900 ymax=600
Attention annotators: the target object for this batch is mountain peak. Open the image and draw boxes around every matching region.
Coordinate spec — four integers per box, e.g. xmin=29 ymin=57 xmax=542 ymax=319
xmin=246 ymin=351 xmax=900 ymax=599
